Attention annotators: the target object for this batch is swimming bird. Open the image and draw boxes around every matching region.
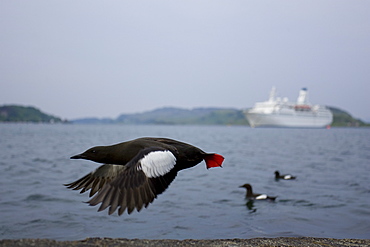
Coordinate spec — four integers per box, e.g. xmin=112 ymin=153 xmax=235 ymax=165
xmin=239 ymin=184 xmax=276 ymax=200
xmin=65 ymin=137 xmax=224 ymax=215
xmin=274 ymin=171 xmax=296 ymax=180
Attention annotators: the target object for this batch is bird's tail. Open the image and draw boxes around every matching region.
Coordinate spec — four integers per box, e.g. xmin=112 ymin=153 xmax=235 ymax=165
xmin=204 ymin=153 xmax=224 ymax=169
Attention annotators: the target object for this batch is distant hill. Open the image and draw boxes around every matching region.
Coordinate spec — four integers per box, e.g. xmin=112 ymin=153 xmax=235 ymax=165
xmin=0 ymin=105 xmax=65 ymax=123
xmin=71 ymin=106 xmax=369 ymax=127
xmin=116 ymin=107 xmax=248 ymax=125
xmin=327 ymin=106 xmax=368 ymax=127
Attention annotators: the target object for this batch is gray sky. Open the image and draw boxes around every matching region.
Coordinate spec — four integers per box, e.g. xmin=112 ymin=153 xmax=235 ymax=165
xmin=1 ymin=1 xmax=370 ymax=121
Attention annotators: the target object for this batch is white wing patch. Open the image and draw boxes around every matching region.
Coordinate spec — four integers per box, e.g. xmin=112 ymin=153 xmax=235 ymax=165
xmin=284 ymin=175 xmax=292 ymax=179
xmin=139 ymin=150 xmax=176 ymax=178
xmin=255 ymin=194 xmax=268 ymax=200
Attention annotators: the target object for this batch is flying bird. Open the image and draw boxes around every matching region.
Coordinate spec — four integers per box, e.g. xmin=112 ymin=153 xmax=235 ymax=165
xmin=274 ymin=171 xmax=296 ymax=180
xmin=239 ymin=184 xmax=276 ymax=200
xmin=65 ymin=137 xmax=224 ymax=215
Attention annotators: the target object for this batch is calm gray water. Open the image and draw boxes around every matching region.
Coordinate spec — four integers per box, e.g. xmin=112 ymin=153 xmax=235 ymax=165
xmin=0 ymin=124 xmax=369 ymax=240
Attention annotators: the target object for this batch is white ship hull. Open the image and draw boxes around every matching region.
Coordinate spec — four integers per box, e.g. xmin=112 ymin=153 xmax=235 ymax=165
xmin=245 ymin=111 xmax=332 ymax=128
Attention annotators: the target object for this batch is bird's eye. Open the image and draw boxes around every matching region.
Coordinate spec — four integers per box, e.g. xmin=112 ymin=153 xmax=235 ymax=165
xmin=91 ymin=150 xmax=96 ymax=153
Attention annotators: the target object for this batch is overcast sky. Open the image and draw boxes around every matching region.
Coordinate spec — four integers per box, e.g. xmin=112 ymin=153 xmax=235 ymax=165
xmin=1 ymin=1 xmax=369 ymax=121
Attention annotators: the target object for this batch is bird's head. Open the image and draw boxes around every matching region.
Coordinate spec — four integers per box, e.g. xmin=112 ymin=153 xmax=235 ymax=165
xmin=239 ymin=184 xmax=252 ymax=190
xmin=71 ymin=146 xmax=110 ymax=163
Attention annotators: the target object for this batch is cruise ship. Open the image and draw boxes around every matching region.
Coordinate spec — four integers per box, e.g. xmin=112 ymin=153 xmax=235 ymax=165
xmin=244 ymin=87 xmax=333 ymax=128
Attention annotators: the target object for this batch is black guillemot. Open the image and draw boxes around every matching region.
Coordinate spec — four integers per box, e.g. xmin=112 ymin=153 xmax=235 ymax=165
xmin=274 ymin=171 xmax=296 ymax=180
xmin=239 ymin=184 xmax=276 ymax=200
xmin=65 ymin=137 xmax=224 ymax=215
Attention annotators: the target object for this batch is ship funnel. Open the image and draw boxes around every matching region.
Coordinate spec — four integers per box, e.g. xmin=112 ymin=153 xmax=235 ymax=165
xmin=297 ymin=88 xmax=309 ymax=104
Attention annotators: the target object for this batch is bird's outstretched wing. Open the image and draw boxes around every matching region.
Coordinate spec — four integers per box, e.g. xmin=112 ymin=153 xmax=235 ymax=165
xmin=66 ymin=147 xmax=178 ymax=215
xmin=64 ymin=164 xmax=125 ymax=197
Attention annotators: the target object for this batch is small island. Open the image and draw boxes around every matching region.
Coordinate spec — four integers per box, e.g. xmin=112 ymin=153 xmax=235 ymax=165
xmin=0 ymin=105 xmax=66 ymax=123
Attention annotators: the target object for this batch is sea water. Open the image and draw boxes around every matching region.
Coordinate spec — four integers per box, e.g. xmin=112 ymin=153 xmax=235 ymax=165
xmin=0 ymin=124 xmax=369 ymax=240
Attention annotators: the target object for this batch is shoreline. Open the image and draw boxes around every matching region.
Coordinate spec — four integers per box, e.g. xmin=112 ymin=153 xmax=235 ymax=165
xmin=1 ymin=237 xmax=369 ymax=247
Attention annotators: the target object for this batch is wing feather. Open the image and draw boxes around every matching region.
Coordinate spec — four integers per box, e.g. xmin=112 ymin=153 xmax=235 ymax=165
xmin=108 ymin=187 xmax=120 ymax=215
xmin=89 ymin=184 xmax=110 ymax=206
xmin=126 ymin=188 xmax=134 ymax=214
xmin=98 ymin=185 xmax=115 ymax=212
xmin=118 ymin=188 xmax=127 ymax=216
xmin=64 ymin=164 xmax=125 ymax=197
